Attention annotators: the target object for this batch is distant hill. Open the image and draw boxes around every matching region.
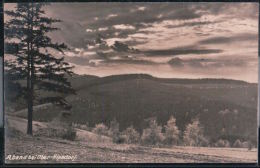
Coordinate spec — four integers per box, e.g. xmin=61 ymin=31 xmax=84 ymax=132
xmin=9 ymin=73 xmax=258 ymax=145
xmin=71 ymin=73 xmax=251 ymax=89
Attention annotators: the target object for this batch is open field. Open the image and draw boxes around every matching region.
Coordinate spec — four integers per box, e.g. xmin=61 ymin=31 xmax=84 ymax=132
xmin=5 ymin=115 xmax=257 ymax=164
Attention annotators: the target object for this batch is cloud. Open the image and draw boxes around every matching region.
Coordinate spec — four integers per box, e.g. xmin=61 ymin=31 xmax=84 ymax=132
xmin=98 ymin=27 xmax=109 ymax=31
xmin=188 ymin=60 xmax=203 ymax=68
xmin=165 ymin=20 xmax=222 ymax=29
xmin=86 ymin=29 xmax=93 ymax=32
xmin=8 ymin=2 xmax=257 ymax=50
xmin=106 ymin=14 xmax=118 ymax=19
xmin=199 ymin=33 xmax=258 ymax=45
xmin=137 ymin=6 xmax=147 ymax=11
xmin=168 ymin=57 xmax=184 ymax=67
xmin=113 ymin=24 xmax=135 ymax=30
xmin=105 ymin=59 xmax=157 ymax=65
xmin=111 ymin=41 xmax=139 ymax=53
xmin=143 ymin=48 xmax=223 ymax=57
xmin=168 ymin=57 xmax=249 ymax=69
xmin=123 ymin=39 xmax=148 ymax=46
xmin=65 ymin=56 xmax=96 ymax=66
xmin=168 ymin=57 xmax=203 ymax=68
xmin=5 ymin=3 xmax=257 ymax=82
xmin=209 ymin=59 xmax=248 ymax=68
xmin=44 ymin=2 xmax=207 ymax=48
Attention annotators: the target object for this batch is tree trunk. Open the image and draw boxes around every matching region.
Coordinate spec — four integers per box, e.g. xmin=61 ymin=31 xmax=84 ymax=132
xmin=29 ymin=29 xmax=35 ymax=136
xmin=27 ymin=45 xmax=32 ymax=135
xmin=27 ymin=4 xmax=33 ymax=135
xmin=27 ymin=82 xmax=33 ymax=135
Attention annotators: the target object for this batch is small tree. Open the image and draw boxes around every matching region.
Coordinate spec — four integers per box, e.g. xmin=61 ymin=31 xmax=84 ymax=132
xmin=215 ymin=139 xmax=230 ymax=147
xmin=233 ymin=139 xmax=242 ymax=148
xmin=92 ymin=123 xmax=109 ymax=136
xmin=164 ymin=115 xmax=180 ymax=146
xmin=109 ymin=118 xmax=122 ymax=143
xmin=241 ymin=141 xmax=253 ymax=150
xmin=183 ymin=118 xmax=208 ymax=147
xmin=122 ymin=125 xmax=140 ymax=144
xmin=141 ymin=118 xmax=165 ymax=146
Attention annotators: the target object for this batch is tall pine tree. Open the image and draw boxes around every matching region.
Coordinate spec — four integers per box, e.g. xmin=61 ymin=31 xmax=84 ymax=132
xmin=5 ymin=3 xmax=75 ymax=135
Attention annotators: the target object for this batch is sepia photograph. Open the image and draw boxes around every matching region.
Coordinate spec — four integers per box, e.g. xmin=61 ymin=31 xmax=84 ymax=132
xmin=4 ymin=2 xmax=259 ymax=163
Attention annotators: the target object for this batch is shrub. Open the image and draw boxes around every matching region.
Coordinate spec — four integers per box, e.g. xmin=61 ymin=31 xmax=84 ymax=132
xmin=35 ymin=125 xmax=77 ymax=141
xmin=109 ymin=119 xmax=121 ymax=143
xmin=113 ymin=134 xmax=127 ymax=144
xmin=141 ymin=118 xmax=165 ymax=146
xmin=76 ymin=122 xmax=91 ymax=131
xmin=247 ymin=141 xmax=253 ymax=150
xmin=62 ymin=126 xmax=77 ymax=141
xmin=164 ymin=116 xmax=180 ymax=146
xmin=92 ymin=123 xmax=109 ymax=136
xmin=215 ymin=139 xmax=230 ymax=147
xmin=183 ymin=118 xmax=208 ymax=147
xmin=5 ymin=118 xmax=23 ymax=138
xmin=35 ymin=118 xmax=77 ymax=141
xmin=241 ymin=141 xmax=253 ymax=149
xmin=122 ymin=125 xmax=140 ymax=144
xmin=233 ymin=139 xmax=242 ymax=148
xmin=198 ymin=136 xmax=210 ymax=147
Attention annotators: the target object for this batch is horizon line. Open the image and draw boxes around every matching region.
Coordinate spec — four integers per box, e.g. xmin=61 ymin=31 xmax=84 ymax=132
xmin=72 ymin=72 xmax=258 ymax=84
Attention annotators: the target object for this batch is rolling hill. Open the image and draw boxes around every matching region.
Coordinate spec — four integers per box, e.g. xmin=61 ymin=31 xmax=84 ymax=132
xmin=7 ymin=74 xmax=258 ymax=145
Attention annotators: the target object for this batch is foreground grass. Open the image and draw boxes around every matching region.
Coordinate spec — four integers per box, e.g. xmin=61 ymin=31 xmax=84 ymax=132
xmin=5 ymin=132 xmax=257 ymax=163
xmin=5 ymin=115 xmax=257 ymax=164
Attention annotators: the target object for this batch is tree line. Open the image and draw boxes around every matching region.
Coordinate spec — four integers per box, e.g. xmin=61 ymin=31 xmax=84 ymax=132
xmin=90 ymin=116 xmax=253 ymax=148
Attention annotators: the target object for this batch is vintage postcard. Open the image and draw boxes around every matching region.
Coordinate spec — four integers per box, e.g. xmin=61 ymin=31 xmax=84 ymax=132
xmin=4 ymin=2 xmax=258 ymax=163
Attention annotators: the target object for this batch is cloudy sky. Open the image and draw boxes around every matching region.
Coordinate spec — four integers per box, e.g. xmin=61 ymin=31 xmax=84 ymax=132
xmin=5 ymin=2 xmax=259 ymax=82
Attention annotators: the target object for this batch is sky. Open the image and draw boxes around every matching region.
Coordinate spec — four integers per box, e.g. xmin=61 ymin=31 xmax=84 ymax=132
xmin=4 ymin=2 xmax=259 ymax=82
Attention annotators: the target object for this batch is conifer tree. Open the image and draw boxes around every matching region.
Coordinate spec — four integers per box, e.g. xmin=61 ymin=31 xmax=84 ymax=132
xmin=183 ymin=118 xmax=208 ymax=146
xmin=5 ymin=3 xmax=75 ymax=135
xmin=141 ymin=118 xmax=165 ymax=146
xmin=164 ymin=115 xmax=180 ymax=146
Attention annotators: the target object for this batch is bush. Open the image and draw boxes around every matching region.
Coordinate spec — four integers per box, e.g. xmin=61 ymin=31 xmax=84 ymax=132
xmin=35 ymin=126 xmax=77 ymax=141
xmin=122 ymin=125 xmax=140 ymax=144
xmin=92 ymin=123 xmax=109 ymax=136
xmin=141 ymin=118 xmax=165 ymax=146
xmin=109 ymin=119 xmax=121 ymax=143
xmin=215 ymin=139 xmax=230 ymax=147
xmin=247 ymin=141 xmax=254 ymax=150
xmin=164 ymin=116 xmax=180 ymax=146
xmin=198 ymin=136 xmax=210 ymax=147
xmin=233 ymin=139 xmax=242 ymax=148
xmin=232 ymin=140 xmax=253 ymax=149
xmin=241 ymin=141 xmax=252 ymax=149
xmin=5 ymin=118 xmax=23 ymax=138
xmin=113 ymin=134 xmax=127 ymax=144
xmin=35 ymin=117 xmax=77 ymax=141
xmin=62 ymin=126 xmax=77 ymax=140
xmin=72 ymin=122 xmax=90 ymax=131
xmin=183 ymin=118 xmax=208 ymax=147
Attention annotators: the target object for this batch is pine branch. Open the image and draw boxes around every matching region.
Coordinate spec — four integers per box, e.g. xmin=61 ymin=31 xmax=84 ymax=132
xmin=36 ymin=80 xmax=75 ymax=95
xmin=5 ymin=10 xmax=27 ymax=18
